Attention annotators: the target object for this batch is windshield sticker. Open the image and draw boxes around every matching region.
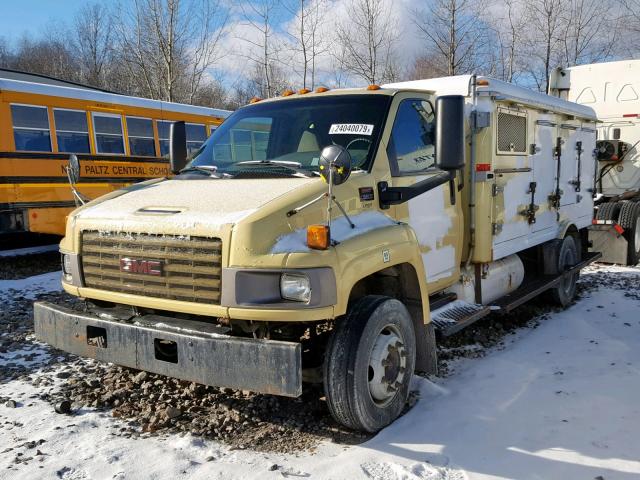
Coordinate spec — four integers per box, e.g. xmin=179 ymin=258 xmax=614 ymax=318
xmin=329 ymin=124 xmax=374 ymax=135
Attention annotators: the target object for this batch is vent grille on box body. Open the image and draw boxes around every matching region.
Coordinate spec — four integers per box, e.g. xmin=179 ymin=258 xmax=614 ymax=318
xmin=81 ymin=231 xmax=222 ymax=304
xmin=497 ymin=110 xmax=527 ymax=154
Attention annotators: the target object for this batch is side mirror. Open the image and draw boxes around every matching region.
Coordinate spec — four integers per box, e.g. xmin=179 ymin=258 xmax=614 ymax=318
xmin=319 ymin=145 xmax=352 ymax=185
xmin=436 ymin=95 xmax=465 ymax=171
xmin=67 ymin=154 xmax=80 ymax=184
xmin=170 ymin=121 xmax=188 ymax=174
xmin=66 ymin=154 xmax=87 ymax=206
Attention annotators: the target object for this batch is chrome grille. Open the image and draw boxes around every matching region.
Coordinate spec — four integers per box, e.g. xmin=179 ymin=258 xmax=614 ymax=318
xmin=81 ymin=231 xmax=222 ymax=304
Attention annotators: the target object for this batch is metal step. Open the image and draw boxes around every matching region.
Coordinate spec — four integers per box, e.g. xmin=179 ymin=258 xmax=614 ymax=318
xmin=431 ymin=300 xmax=492 ymax=336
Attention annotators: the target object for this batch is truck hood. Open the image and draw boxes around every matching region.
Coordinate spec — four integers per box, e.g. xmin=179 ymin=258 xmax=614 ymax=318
xmin=74 ymin=177 xmax=316 ymax=234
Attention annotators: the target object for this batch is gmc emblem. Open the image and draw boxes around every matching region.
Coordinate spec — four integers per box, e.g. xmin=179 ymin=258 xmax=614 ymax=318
xmin=119 ymin=257 xmax=163 ymax=276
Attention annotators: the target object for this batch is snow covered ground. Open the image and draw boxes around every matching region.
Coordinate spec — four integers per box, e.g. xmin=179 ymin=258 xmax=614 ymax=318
xmin=0 ymin=266 xmax=639 ymax=480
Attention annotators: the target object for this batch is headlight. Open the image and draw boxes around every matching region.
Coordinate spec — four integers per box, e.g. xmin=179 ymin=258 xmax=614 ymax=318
xmin=61 ymin=254 xmax=73 ymax=283
xmin=280 ymin=273 xmax=311 ymax=303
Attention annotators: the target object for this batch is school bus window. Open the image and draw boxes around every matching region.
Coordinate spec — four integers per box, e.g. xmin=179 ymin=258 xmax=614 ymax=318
xmin=253 ymin=131 xmax=269 ymax=160
xmin=126 ymin=117 xmax=155 ymax=156
xmin=92 ymin=112 xmax=125 ymax=155
xmin=186 ymin=123 xmax=206 ymax=154
xmin=10 ymin=104 xmax=52 ymax=152
xmin=232 ymin=129 xmax=253 ymax=161
xmin=213 ymin=130 xmax=232 ymax=162
xmin=157 ymin=120 xmax=173 ymax=156
xmin=54 ymin=109 xmax=90 ymax=154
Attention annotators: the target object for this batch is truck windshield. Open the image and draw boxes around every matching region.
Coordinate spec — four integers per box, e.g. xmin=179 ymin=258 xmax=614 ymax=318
xmin=184 ymin=94 xmax=392 ymax=176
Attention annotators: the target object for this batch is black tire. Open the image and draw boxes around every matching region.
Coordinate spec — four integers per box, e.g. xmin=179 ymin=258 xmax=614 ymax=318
xmin=617 ymin=201 xmax=640 ymax=265
xmin=323 ymin=295 xmax=416 ymax=432
xmin=550 ymin=235 xmax=579 ymax=307
xmin=596 ymin=202 xmax=621 ymax=221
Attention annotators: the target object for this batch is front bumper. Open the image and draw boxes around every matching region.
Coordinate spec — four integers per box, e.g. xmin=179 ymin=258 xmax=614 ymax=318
xmin=34 ymin=301 xmax=302 ymax=397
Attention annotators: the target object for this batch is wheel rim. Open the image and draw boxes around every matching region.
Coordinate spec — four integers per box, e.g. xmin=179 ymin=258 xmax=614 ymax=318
xmin=560 ymin=243 xmax=577 ymax=295
xmin=367 ymin=324 xmax=407 ymax=407
xmin=634 ymin=216 xmax=640 ymax=253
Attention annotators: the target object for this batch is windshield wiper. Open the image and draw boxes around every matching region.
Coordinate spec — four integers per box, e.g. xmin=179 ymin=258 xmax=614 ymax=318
xmin=179 ymin=165 xmax=226 ymax=178
xmin=234 ymin=160 xmax=315 ymax=177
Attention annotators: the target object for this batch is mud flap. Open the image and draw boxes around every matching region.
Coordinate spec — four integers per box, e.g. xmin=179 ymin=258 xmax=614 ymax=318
xmin=589 ymin=226 xmax=629 ymax=265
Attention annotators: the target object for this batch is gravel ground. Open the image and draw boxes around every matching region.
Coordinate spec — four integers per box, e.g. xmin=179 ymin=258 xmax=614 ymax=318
xmin=1 ymin=254 xmax=637 ymax=454
xmin=0 ymin=252 xmax=60 ymax=280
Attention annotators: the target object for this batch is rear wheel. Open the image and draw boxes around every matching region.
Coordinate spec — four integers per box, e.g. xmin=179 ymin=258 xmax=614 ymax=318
xmin=618 ymin=202 xmax=640 ymax=265
xmin=550 ymin=235 xmax=579 ymax=307
xmin=596 ymin=201 xmax=621 ymax=221
xmin=323 ymin=295 xmax=416 ymax=432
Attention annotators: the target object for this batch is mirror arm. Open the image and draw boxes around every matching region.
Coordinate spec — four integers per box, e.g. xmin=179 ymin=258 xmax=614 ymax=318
xmin=377 ymin=170 xmax=452 ymax=209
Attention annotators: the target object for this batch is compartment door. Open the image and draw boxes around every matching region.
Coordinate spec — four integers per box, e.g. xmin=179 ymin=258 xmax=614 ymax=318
xmin=532 ymin=119 xmax=558 ymax=232
xmin=559 ymin=124 xmax=580 ymax=207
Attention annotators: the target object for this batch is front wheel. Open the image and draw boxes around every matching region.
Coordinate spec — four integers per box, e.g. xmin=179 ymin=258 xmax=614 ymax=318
xmin=323 ymin=296 xmax=416 ymax=432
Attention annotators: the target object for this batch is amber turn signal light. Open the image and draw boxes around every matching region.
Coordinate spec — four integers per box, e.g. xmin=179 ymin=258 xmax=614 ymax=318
xmin=307 ymin=225 xmax=330 ymax=250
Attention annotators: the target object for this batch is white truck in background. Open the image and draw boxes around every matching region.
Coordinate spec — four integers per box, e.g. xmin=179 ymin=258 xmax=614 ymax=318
xmin=550 ymin=59 xmax=640 ymax=264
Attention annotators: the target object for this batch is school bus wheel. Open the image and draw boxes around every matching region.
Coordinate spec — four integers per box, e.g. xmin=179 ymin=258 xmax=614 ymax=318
xmin=323 ymin=295 xmax=416 ymax=432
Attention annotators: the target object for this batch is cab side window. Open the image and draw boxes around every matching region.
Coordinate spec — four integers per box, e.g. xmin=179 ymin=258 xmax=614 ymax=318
xmin=387 ymin=99 xmax=436 ymax=175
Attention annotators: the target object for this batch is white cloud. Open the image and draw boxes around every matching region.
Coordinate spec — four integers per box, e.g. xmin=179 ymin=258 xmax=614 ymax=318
xmin=211 ymin=0 xmax=426 ymax=90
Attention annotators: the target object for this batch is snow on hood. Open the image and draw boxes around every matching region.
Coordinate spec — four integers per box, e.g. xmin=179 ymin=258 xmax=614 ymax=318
xmin=75 ymin=177 xmax=315 ymax=234
xmin=272 ymin=211 xmax=397 ymax=253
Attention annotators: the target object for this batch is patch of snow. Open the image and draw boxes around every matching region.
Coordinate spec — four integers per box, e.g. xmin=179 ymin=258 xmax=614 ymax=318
xmin=272 ymin=211 xmax=397 ymax=253
xmin=75 ymin=178 xmax=314 ymax=235
xmin=0 ymin=271 xmax=61 ymax=298
xmin=0 ymin=344 xmax=51 ymax=368
xmin=1 ymin=267 xmax=639 ymax=479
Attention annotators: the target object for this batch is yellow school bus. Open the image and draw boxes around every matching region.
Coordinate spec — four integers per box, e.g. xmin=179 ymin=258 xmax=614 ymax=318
xmin=0 ymin=71 xmax=229 ymax=235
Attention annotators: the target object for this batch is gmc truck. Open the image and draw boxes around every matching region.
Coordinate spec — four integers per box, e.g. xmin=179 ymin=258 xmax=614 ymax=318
xmin=35 ymin=75 xmax=600 ymax=432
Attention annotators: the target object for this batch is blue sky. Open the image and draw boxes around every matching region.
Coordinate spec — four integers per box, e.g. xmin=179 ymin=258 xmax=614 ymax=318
xmin=0 ymin=0 xmax=88 ymax=41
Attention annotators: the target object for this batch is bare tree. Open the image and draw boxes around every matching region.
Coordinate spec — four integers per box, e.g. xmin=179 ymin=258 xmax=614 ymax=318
xmin=561 ymin=0 xmax=618 ymax=66
xmin=490 ymin=0 xmax=526 ymax=82
xmin=520 ymin=0 xmax=567 ymax=91
xmin=0 ymin=38 xmax=11 ymax=68
xmin=334 ymin=0 xmax=399 ymax=84
xmin=408 ymin=53 xmax=447 ymax=80
xmin=413 ymin=0 xmax=490 ymax=77
xmin=285 ymin=0 xmax=329 ymax=89
xmin=238 ymin=0 xmax=285 ymax=98
xmin=620 ymin=0 xmax=640 ymax=53
xmin=116 ymin=0 xmax=228 ymax=102
xmin=72 ymin=3 xmax=115 ymax=88
xmin=12 ymin=33 xmax=80 ymax=82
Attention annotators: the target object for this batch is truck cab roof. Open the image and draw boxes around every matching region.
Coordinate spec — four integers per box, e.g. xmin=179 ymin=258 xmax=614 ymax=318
xmin=251 ymin=75 xmax=597 ymax=122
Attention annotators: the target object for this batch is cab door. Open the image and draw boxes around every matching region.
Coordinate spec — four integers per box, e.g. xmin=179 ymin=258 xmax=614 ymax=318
xmin=384 ymin=94 xmax=463 ymax=288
